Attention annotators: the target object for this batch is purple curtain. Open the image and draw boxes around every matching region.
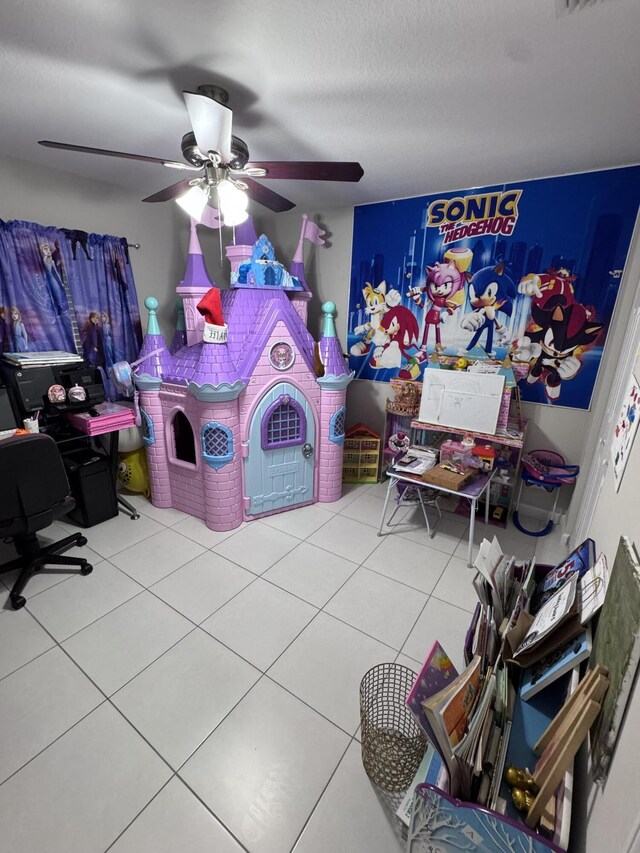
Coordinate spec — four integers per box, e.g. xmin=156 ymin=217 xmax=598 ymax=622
xmin=0 ymin=219 xmax=142 ymax=370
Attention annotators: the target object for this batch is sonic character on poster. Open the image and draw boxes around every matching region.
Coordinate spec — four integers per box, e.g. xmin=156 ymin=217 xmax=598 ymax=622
xmin=348 ymin=167 xmax=640 ymax=409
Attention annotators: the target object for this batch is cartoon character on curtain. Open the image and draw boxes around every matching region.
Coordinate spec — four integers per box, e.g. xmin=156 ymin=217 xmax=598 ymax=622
xmin=100 ymin=311 xmax=116 ymax=365
xmin=39 ymin=242 xmax=70 ymax=318
xmin=82 ymin=312 xmax=104 ymax=366
xmin=11 ymin=307 xmax=29 ymax=352
xmin=0 ymin=307 xmax=12 ymax=353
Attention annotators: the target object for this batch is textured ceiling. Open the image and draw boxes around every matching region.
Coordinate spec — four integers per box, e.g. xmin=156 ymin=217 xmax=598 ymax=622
xmin=1 ymin=0 xmax=639 ymax=214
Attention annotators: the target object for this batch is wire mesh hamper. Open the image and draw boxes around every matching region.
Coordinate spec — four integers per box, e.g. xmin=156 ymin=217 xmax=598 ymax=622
xmin=359 ymin=663 xmax=427 ymax=792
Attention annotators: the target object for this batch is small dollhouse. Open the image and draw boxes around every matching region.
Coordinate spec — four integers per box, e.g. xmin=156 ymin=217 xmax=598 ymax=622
xmin=134 ymin=216 xmax=354 ymax=532
xmin=342 ymin=423 xmax=381 ymax=484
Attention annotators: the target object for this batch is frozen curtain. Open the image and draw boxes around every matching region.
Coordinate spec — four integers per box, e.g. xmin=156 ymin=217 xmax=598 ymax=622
xmin=0 ymin=219 xmax=142 ymax=370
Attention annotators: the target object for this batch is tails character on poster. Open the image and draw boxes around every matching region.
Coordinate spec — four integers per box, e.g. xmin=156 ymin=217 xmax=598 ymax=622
xmin=460 ymin=263 xmax=516 ymax=357
xmin=514 ymin=269 xmax=603 ymax=401
xmin=350 ymin=281 xmax=401 ymax=359
xmin=371 ymin=305 xmax=420 ymax=369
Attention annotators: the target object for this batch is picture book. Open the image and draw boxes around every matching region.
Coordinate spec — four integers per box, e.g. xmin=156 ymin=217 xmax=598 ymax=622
xmin=421 ymin=656 xmax=483 ymax=792
xmin=531 ymin=538 xmax=595 ymax=612
xmin=521 ymin=627 xmax=592 ymax=701
xmin=406 ymin=642 xmax=459 ymax=744
xmin=395 ymin=744 xmax=446 ymax=827
xmin=514 ymin=574 xmax=579 ymax=661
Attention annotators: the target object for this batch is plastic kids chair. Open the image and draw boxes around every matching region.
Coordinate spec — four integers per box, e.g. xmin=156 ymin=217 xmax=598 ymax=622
xmin=512 ymin=449 xmax=579 ymax=537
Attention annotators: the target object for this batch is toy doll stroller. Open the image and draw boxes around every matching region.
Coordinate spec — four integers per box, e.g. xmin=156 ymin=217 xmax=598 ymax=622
xmin=512 ymin=449 xmax=579 ymax=537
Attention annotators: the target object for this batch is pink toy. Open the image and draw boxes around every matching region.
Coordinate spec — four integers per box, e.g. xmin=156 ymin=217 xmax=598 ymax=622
xmin=134 ymin=215 xmax=354 ymax=533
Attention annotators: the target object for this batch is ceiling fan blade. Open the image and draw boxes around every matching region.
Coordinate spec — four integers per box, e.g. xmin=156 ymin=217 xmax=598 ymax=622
xmin=142 ymin=179 xmax=193 ymax=203
xmin=38 ymin=140 xmax=200 ymax=171
xmin=246 ymin=161 xmax=364 ymax=182
xmin=183 ymin=91 xmax=233 ymax=163
xmin=242 ymin=178 xmax=295 ymax=213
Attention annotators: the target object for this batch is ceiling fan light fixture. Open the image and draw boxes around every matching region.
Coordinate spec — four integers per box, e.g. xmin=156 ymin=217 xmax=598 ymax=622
xmin=176 ymin=184 xmax=210 ymax=221
xmin=217 ymin=178 xmax=249 ymax=226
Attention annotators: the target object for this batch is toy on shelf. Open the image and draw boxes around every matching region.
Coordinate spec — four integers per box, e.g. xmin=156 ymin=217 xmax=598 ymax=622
xmin=343 ymin=423 xmax=381 ymax=484
xmin=386 ymin=377 xmax=422 ymax=416
xmin=513 ymin=449 xmax=579 ymax=537
xmin=134 ymin=215 xmax=354 ymax=533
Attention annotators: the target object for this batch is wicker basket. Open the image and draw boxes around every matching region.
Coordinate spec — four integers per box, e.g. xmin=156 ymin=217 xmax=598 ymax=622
xmin=359 ymin=663 xmax=427 ymax=792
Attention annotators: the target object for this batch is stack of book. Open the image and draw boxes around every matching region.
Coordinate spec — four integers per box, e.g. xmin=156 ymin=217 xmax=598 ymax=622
xmin=401 ymin=535 xmax=610 ymax=825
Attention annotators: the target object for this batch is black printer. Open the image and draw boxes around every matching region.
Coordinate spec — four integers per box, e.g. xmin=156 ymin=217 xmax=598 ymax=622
xmin=0 ymin=359 xmax=105 ymax=419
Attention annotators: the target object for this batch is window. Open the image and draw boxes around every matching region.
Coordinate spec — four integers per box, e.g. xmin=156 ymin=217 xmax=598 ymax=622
xmin=261 ymin=394 xmax=306 ymax=450
xmin=329 ymin=406 xmax=346 ymax=445
xmin=140 ymin=408 xmax=155 ymax=446
xmin=201 ymin=421 xmax=233 ymax=470
xmin=171 ymin=410 xmax=196 ymax=465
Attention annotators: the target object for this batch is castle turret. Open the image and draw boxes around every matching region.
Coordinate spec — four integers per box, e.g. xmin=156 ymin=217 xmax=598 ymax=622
xmin=188 ymin=288 xmax=246 ymax=533
xmin=316 ymin=301 xmax=354 ymax=504
xmin=177 ymin=219 xmax=215 ymax=347
xmin=169 ymin=298 xmax=187 ymax=354
xmin=136 ymin=297 xmax=174 ymax=509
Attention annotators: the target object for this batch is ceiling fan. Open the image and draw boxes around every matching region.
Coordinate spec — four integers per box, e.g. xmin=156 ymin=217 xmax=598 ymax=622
xmin=39 ymin=84 xmax=364 ymax=224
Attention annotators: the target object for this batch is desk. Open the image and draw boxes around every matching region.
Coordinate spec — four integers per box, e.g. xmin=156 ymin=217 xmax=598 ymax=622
xmin=378 ymin=468 xmax=496 ymax=567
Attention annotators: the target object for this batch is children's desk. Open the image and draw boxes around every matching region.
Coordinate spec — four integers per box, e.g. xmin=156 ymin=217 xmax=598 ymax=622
xmin=378 ymin=468 xmax=495 ymax=567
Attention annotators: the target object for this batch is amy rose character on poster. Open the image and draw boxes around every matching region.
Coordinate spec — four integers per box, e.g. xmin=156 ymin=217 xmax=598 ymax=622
xmin=371 ymin=305 xmax=420 ymax=369
xmin=409 ymin=258 xmax=469 ymax=353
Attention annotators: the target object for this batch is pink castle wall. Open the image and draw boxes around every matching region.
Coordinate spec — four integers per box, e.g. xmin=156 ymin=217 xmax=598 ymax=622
xmin=198 ymin=401 xmax=244 ymax=532
xmin=318 ymin=389 xmax=347 ymax=504
xmin=159 ymin=385 xmax=205 ymax=519
xmin=140 ymin=390 xmax=172 ymax=509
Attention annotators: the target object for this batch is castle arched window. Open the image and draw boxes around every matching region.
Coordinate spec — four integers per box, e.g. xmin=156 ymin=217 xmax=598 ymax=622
xmin=140 ymin=408 xmax=155 ymax=446
xmin=261 ymin=394 xmax=306 ymax=450
xmin=171 ymin=410 xmax=196 ymax=466
xmin=201 ymin=422 xmax=234 ymax=470
xmin=329 ymin=406 xmax=346 ymax=445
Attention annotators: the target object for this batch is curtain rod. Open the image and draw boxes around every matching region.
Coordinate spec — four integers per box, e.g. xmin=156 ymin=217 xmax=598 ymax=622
xmin=127 ymin=242 xmax=141 ymax=250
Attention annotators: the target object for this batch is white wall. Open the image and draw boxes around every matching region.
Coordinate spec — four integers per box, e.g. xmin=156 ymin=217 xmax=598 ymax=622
xmin=576 ymin=352 xmax=640 ymax=853
xmin=0 ymin=152 xmax=240 ymax=341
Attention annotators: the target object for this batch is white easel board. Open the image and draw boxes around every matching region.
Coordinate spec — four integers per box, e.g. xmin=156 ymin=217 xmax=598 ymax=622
xmin=418 ymin=370 xmax=505 ymax=434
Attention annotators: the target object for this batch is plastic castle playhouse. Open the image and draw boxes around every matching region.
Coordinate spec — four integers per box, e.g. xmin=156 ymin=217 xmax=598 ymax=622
xmin=134 ymin=216 xmax=354 ymax=532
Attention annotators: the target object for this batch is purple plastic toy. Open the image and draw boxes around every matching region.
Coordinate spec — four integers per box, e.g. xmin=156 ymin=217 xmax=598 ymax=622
xmin=135 ymin=215 xmax=354 ymax=533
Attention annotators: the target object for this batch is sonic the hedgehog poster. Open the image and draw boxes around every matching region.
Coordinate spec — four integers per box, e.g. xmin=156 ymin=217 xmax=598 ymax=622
xmin=348 ymin=166 xmax=640 ymax=409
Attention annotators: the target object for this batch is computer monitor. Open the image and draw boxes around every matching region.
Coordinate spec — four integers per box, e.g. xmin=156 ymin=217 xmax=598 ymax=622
xmin=0 ymin=387 xmax=20 ymax=431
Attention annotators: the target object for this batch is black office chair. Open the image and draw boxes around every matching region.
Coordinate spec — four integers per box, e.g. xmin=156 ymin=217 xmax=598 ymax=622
xmin=0 ymin=433 xmax=93 ymax=610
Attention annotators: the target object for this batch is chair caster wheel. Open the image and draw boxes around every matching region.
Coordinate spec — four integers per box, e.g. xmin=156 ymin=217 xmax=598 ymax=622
xmin=80 ymin=564 xmax=93 ymax=576
xmin=77 ymin=536 xmax=88 ymax=547
xmin=11 ymin=595 xmax=26 ymax=610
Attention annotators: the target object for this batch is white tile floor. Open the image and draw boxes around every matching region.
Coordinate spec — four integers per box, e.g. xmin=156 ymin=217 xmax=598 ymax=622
xmin=0 ymin=484 xmax=565 ymax=853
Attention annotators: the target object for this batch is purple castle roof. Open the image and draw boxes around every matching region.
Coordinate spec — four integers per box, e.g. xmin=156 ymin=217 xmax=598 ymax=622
xmin=177 ymin=219 xmax=214 ymax=292
xmin=136 ymin=297 xmax=173 ymax=381
xmin=138 ymin=333 xmax=173 ymax=380
xmin=166 ymin=287 xmax=316 ymax=388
